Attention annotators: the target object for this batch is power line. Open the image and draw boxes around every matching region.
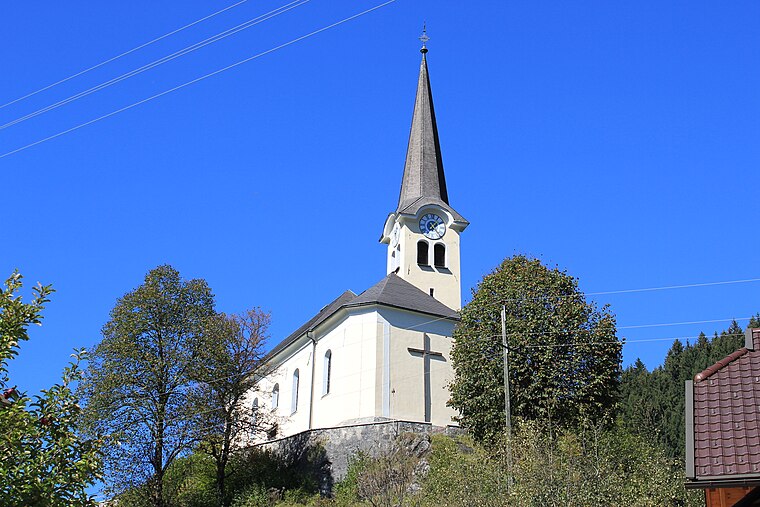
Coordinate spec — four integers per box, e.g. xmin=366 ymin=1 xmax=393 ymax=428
xmin=587 ymin=278 xmax=760 ymax=296
xmin=0 ymin=0 xmax=250 ymax=110
xmin=492 ymin=277 xmax=760 ymax=305
xmin=0 ymin=0 xmax=309 ymax=130
xmin=395 ymin=278 xmax=760 ymax=333
xmin=0 ymin=0 xmax=397 ymax=160
xmin=476 ymin=332 xmax=747 ymax=350
xmin=403 ymin=308 xmax=754 ymax=338
xmin=619 ymin=317 xmax=752 ymax=330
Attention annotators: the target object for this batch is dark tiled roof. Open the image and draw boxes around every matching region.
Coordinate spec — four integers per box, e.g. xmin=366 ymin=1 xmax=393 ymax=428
xmin=396 ymin=52 xmax=467 ymax=226
xmin=346 ymin=273 xmax=459 ymax=320
xmin=691 ymin=329 xmax=760 ymax=479
xmin=266 ymin=274 xmax=459 ymax=361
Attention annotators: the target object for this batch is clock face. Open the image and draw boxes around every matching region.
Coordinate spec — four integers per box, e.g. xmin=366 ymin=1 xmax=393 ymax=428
xmin=419 ymin=213 xmax=446 ymax=240
xmin=390 ymin=223 xmax=400 ymax=248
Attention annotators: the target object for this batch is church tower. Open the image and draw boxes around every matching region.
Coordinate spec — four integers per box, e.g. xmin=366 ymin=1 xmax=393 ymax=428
xmin=380 ymin=41 xmax=469 ymax=311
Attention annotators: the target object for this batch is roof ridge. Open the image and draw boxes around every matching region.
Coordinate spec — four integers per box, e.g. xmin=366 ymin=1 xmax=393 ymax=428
xmin=318 ymin=289 xmax=356 ymax=313
xmin=694 ymin=347 xmax=750 ymax=383
xmin=354 ymin=274 xmax=391 ymax=299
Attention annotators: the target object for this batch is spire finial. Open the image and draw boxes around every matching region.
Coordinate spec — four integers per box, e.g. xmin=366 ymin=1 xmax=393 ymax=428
xmin=419 ymin=23 xmax=429 ymax=54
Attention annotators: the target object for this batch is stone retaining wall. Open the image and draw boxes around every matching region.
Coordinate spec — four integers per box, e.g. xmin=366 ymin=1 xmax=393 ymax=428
xmin=257 ymin=418 xmax=463 ymax=493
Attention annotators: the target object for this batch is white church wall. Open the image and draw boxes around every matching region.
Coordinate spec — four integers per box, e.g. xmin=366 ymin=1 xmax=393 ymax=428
xmin=246 ymin=307 xmax=382 ymax=443
xmin=265 ymin=339 xmax=313 ymax=439
xmin=377 ymin=306 xmax=458 ymax=428
xmin=310 ymin=308 xmax=379 ymax=428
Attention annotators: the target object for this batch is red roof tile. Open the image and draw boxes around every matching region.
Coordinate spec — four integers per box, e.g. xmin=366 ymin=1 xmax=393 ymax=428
xmin=692 ymin=329 xmax=760 ymax=479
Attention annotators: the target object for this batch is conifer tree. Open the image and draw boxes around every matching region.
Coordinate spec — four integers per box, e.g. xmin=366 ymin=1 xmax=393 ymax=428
xmin=619 ymin=320 xmax=748 ymax=459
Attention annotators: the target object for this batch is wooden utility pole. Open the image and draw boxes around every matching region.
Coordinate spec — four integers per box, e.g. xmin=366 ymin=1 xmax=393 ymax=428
xmin=501 ymin=305 xmax=511 ymax=437
xmin=501 ymin=305 xmax=513 ymax=486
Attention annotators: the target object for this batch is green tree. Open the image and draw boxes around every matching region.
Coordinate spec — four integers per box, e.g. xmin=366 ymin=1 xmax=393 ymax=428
xmin=618 ymin=358 xmax=666 ymax=446
xmin=449 ymin=255 xmax=621 ymax=442
xmin=618 ymin=320 xmax=748 ymax=459
xmin=80 ymin=265 xmax=215 ymax=507
xmin=0 ymin=271 xmax=102 ymax=506
xmin=191 ymin=308 xmax=273 ymax=507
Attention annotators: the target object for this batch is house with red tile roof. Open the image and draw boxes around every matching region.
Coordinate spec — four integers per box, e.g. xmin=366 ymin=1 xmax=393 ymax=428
xmin=686 ymin=328 xmax=760 ymax=507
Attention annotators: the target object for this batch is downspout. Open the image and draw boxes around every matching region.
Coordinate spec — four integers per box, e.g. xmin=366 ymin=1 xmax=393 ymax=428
xmin=307 ymin=330 xmax=317 ymax=430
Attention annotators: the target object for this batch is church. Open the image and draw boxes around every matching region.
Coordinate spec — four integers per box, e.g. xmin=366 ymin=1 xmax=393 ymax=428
xmin=249 ymin=40 xmax=468 ymax=441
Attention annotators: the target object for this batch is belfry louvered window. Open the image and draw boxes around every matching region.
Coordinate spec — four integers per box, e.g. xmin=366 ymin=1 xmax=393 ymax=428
xmin=417 ymin=241 xmax=429 ymax=265
xmin=434 ymin=243 xmax=446 ymax=268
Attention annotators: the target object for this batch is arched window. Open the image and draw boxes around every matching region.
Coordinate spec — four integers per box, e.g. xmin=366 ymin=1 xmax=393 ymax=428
xmin=291 ymin=369 xmax=299 ymax=414
xmin=417 ymin=241 xmax=429 ymax=265
xmin=271 ymin=384 xmax=279 ymax=410
xmin=323 ymin=350 xmax=332 ymax=396
xmin=252 ymin=397 xmax=259 ymax=427
xmin=434 ymin=243 xmax=446 ymax=268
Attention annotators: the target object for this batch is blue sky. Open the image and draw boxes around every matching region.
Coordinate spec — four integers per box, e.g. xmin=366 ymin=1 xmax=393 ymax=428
xmin=2 ymin=0 xmax=759 ymax=398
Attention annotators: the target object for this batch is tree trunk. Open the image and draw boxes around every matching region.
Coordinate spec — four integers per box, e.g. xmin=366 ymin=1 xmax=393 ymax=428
xmin=150 ymin=470 xmax=165 ymax=507
xmin=217 ymin=415 xmax=234 ymax=507
xmin=216 ymin=459 xmax=226 ymax=507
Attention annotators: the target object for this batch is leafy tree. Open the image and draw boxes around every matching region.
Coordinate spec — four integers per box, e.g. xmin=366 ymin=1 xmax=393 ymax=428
xmin=0 ymin=271 xmax=102 ymax=506
xmin=449 ymin=255 xmax=621 ymax=442
xmin=80 ymin=265 xmax=215 ymax=507
xmin=191 ymin=308 xmax=273 ymax=507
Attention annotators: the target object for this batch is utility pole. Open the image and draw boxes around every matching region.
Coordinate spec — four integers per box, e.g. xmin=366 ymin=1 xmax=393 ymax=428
xmin=501 ymin=305 xmax=513 ymax=486
xmin=501 ymin=305 xmax=511 ymax=437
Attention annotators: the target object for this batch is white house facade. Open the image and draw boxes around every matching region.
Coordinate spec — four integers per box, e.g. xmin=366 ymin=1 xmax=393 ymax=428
xmin=247 ymin=43 xmax=468 ymax=442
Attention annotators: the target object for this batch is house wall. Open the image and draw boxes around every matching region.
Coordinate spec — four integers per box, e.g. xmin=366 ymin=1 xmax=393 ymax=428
xmin=705 ymin=487 xmax=754 ymax=507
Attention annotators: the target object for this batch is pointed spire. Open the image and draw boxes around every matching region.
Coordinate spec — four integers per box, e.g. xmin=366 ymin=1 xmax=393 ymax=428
xmin=397 ymin=32 xmax=449 ymax=212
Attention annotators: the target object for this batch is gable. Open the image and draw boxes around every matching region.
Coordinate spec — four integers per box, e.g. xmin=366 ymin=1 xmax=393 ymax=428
xmin=687 ymin=328 xmax=760 ymax=486
xmin=265 ymin=274 xmax=459 ymax=364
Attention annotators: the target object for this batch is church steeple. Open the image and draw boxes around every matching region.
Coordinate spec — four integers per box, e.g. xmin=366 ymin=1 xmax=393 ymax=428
xmin=397 ymin=45 xmax=449 ymax=213
xmin=380 ymin=36 xmax=469 ymax=312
